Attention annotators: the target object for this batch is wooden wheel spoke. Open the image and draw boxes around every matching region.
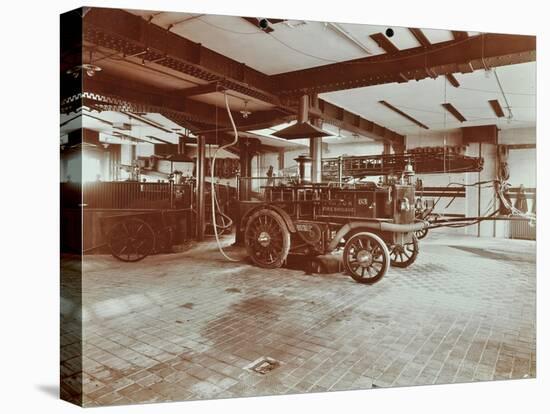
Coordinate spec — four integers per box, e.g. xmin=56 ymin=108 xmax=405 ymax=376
xmin=370 ymin=261 xmax=382 ymax=270
xmin=365 ymin=268 xmax=377 ymax=278
xmin=109 ymin=218 xmax=154 ymax=262
xmin=344 ymin=232 xmax=389 ymax=284
xmin=389 ymin=237 xmax=418 ymax=268
xmin=245 ymin=209 xmax=290 ymax=269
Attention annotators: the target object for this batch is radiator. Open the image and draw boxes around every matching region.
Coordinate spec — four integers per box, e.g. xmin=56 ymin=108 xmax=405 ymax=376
xmin=510 ymin=220 xmax=536 ymax=240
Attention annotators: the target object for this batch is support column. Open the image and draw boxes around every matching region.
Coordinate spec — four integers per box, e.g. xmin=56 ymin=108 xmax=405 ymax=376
xmin=463 ymin=126 xmax=498 ymax=237
xmin=310 ymin=134 xmax=323 ymax=183
xmin=391 ymin=141 xmax=405 ymax=154
xmin=310 ymin=94 xmax=323 ymax=183
xmin=178 ymin=135 xmax=187 ymax=156
xmin=235 ymin=139 xmax=257 ymax=245
xmin=278 ymin=148 xmax=285 ymax=173
xmin=196 ymin=135 xmax=206 ymax=241
xmin=239 ymin=139 xmax=253 ymax=201
xmin=129 ymin=144 xmax=137 ymax=164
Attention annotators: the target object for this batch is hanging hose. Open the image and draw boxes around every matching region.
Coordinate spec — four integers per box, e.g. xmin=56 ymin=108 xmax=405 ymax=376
xmin=210 ymin=93 xmax=240 ymax=262
xmin=422 ymin=179 xmax=495 ymax=218
xmin=495 ymin=180 xmax=536 ymax=224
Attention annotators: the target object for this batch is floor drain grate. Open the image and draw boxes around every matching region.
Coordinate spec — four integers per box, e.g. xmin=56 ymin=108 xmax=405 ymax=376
xmin=246 ymin=357 xmax=281 ymax=375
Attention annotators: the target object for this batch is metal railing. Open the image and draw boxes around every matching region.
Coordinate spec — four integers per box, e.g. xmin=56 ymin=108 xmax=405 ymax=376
xmin=61 ymin=181 xmax=194 ymax=210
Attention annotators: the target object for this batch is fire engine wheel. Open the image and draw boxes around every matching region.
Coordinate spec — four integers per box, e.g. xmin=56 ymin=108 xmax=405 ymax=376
xmin=415 ymin=227 xmax=428 ymax=240
xmin=108 ymin=218 xmax=156 ymax=262
xmin=343 ymin=232 xmax=390 ymax=284
xmin=389 ymin=235 xmax=419 ymax=268
xmin=245 ymin=209 xmax=291 ymax=269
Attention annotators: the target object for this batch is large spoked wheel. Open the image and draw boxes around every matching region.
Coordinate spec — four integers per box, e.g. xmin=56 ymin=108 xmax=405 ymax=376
xmin=108 ymin=218 xmax=156 ymax=262
xmin=245 ymin=209 xmax=291 ymax=269
xmin=343 ymin=232 xmax=390 ymax=284
xmin=415 ymin=227 xmax=428 ymax=240
xmin=389 ymin=235 xmax=419 ymax=268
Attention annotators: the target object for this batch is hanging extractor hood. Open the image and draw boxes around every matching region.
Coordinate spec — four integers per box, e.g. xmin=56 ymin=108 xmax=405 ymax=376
xmin=273 ymin=95 xmax=332 ymax=140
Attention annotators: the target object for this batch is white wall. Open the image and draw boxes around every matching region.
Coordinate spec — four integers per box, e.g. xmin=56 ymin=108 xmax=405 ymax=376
xmin=407 ymin=127 xmax=536 ymax=238
xmin=500 ymin=127 xmax=536 ymax=189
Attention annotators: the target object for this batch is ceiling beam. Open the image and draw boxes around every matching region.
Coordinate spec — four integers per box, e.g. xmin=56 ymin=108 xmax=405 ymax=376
xmin=445 ymin=74 xmax=461 ymax=88
xmin=272 ymin=33 xmax=536 ymax=95
xmin=71 ymin=71 xmax=403 ymax=145
xmin=488 ymin=99 xmax=505 ymax=117
xmin=462 ymin=124 xmax=498 ymax=144
xmin=178 ymin=82 xmax=224 ymax=98
xmin=452 ymin=31 xmax=469 ymax=41
xmin=410 ymin=28 xmax=461 ymax=89
xmin=82 ymin=8 xmax=279 ymax=105
xmin=80 ymin=74 xmax=288 ymax=134
xmin=71 ymin=8 xmax=461 ymax=146
xmin=370 ymin=33 xmax=399 ymax=54
xmin=121 ymin=111 xmax=176 ymax=134
xmin=315 ymin=99 xmax=405 ymax=144
xmin=441 ymin=103 xmax=466 ymax=122
xmin=379 ymin=100 xmax=429 ymax=129
xmin=409 ymin=28 xmax=431 ymax=47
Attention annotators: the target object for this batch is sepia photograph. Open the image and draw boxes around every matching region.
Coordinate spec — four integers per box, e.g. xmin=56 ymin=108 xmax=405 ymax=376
xmin=60 ymin=6 xmax=536 ymax=407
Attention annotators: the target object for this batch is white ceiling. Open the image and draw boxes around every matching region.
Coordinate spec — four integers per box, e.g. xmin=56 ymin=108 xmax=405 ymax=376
xmin=77 ymin=9 xmax=536 ymax=144
xmin=321 ymin=62 xmax=536 ymax=135
xmin=127 ymin=9 xmax=478 ymax=75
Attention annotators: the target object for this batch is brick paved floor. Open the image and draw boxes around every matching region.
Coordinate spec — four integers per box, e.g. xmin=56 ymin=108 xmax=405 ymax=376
xmin=61 ymin=233 xmax=536 ymax=406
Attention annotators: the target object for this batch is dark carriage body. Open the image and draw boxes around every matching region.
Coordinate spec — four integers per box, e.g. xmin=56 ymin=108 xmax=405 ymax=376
xmin=237 ymin=178 xmax=426 ymax=284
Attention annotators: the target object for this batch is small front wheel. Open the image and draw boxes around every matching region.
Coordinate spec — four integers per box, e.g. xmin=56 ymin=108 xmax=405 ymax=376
xmin=343 ymin=232 xmax=390 ymax=284
xmin=415 ymin=227 xmax=428 ymax=240
xmin=389 ymin=235 xmax=419 ymax=268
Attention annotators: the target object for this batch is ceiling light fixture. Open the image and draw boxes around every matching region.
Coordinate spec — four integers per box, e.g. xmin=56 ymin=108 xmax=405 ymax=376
xmin=66 ymin=63 xmax=102 ymax=78
xmin=240 ymin=100 xmax=252 ymax=119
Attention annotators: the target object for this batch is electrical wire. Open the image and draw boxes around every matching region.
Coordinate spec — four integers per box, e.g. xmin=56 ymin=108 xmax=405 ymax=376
xmin=191 ymin=16 xmax=482 ymax=66
xmin=198 ymin=17 xmax=265 ymax=35
xmin=422 ymin=179 xmax=495 ymax=217
xmin=267 ymin=32 xmax=342 ymax=63
xmin=270 ymin=30 xmax=483 ymax=66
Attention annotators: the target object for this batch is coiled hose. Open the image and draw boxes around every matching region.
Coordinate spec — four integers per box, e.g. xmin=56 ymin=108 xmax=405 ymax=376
xmin=210 ymin=93 xmax=240 ymax=262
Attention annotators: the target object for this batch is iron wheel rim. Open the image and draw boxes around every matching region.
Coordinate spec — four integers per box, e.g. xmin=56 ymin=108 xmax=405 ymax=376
xmin=108 ymin=218 xmax=155 ymax=262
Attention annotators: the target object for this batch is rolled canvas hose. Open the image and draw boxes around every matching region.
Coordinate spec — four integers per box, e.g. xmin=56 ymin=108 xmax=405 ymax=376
xmin=210 ymin=93 xmax=240 ymax=262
